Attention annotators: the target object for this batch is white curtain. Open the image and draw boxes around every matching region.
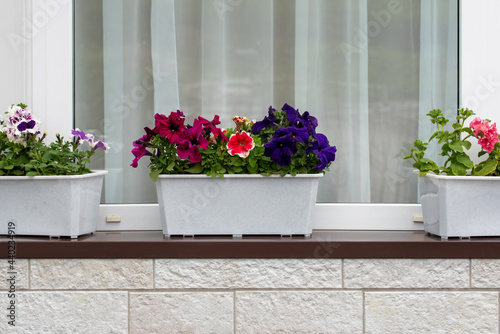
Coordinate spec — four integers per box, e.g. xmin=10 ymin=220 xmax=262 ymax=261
xmin=87 ymin=0 xmax=458 ymax=204
xmin=419 ymin=0 xmax=458 ymax=165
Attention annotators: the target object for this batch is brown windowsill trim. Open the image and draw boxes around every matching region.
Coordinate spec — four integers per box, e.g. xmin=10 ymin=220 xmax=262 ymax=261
xmin=2 ymin=230 xmax=500 ymax=259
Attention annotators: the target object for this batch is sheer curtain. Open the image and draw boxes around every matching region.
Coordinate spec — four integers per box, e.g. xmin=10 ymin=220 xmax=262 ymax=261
xmin=418 ymin=0 xmax=458 ymax=165
xmin=75 ymin=0 xmax=458 ymax=204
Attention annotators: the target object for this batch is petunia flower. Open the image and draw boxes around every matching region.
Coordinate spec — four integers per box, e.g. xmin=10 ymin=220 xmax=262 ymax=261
xmin=72 ymin=128 xmax=109 ymax=153
xmin=299 ymin=111 xmax=318 ymax=135
xmin=155 ymin=110 xmax=186 ymax=144
xmin=469 ymin=117 xmax=499 ymax=153
xmin=176 ymin=120 xmax=209 ymax=163
xmin=131 ymin=135 xmax=152 ymax=167
xmin=283 ymin=103 xmax=318 ymax=135
xmin=306 ymin=133 xmax=337 ymax=170
xmin=91 ymin=140 xmax=110 ymax=152
xmin=274 ymin=126 xmax=310 ymax=145
xmin=264 ymin=133 xmax=298 ymax=166
xmin=227 ymin=131 xmax=255 ymax=158
xmin=252 ymin=106 xmax=278 ymax=134
xmin=2 ymin=104 xmax=40 ymax=145
xmin=17 ymin=120 xmax=37 ymax=132
xmin=282 ymin=103 xmax=299 ymax=123
xmin=198 ymin=115 xmax=229 ymax=142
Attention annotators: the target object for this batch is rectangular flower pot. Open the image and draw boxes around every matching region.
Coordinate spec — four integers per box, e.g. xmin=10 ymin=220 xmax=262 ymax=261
xmin=156 ymin=174 xmax=322 ymax=237
xmin=419 ymin=173 xmax=500 ymax=239
xmin=0 ymin=170 xmax=107 ymax=238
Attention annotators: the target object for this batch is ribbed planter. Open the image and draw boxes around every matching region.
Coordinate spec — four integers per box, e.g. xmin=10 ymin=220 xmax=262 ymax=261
xmin=0 ymin=170 xmax=107 ymax=238
xmin=419 ymin=173 xmax=500 ymax=239
xmin=156 ymin=174 xmax=322 ymax=237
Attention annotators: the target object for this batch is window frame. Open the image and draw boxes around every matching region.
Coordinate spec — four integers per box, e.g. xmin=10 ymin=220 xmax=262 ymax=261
xmin=22 ymin=0 xmax=493 ymax=232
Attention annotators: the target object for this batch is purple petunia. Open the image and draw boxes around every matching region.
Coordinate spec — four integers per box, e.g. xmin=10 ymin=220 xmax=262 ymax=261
xmin=17 ymin=120 xmax=37 ymax=132
xmin=264 ymin=133 xmax=298 ymax=166
xmin=2 ymin=104 xmax=41 ymax=145
xmin=274 ymin=126 xmax=310 ymax=146
xmin=72 ymin=128 xmax=109 ymax=152
xmin=306 ymin=133 xmax=337 ymax=170
xmin=252 ymin=106 xmax=278 ymax=134
xmin=71 ymin=129 xmax=90 ymax=141
xmin=284 ymin=104 xmax=318 ymax=135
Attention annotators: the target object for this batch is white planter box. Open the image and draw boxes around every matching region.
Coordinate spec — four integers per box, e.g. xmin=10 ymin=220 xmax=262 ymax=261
xmin=156 ymin=174 xmax=322 ymax=237
xmin=419 ymin=173 xmax=500 ymax=239
xmin=0 ymin=170 xmax=107 ymax=238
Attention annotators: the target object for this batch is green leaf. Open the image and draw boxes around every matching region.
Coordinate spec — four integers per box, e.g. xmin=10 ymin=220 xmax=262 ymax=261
xmin=456 ymin=154 xmax=474 ymax=169
xmin=26 ymin=171 xmax=38 ymax=176
xmin=185 ymin=163 xmax=203 ymax=174
xmin=474 ymin=158 xmax=498 ymax=176
xmin=149 ymin=170 xmax=160 ymax=182
xmin=448 ymin=141 xmax=463 ymax=153
xmin=450 ymin=161 xmax=467 ymax=176
xmin=166 ymin=161 xmax=176 ymax=171
xmin=461 ymin=140 xmax=472 ymax=150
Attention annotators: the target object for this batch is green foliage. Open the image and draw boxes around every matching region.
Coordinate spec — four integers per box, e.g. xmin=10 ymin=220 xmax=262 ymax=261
xmin=404 ymin=108 xmax=500 ymax=176
xmin=145 ymin=128 xmax=323 ymax=181
xmin=0 ymin=132 xmax=96 ymax=176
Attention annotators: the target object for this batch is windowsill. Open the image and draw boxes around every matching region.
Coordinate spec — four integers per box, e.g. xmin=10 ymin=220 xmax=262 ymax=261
xmin=2 ymin=230 xmax=500 ymax=259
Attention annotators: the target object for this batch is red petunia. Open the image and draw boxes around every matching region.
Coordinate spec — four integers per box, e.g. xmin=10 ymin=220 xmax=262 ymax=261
xmin=227 ymin=131 xmax=255 ymax=158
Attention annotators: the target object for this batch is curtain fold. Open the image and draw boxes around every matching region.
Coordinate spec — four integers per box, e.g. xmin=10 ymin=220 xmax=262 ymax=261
xmin=418 ymin=0 xmax=458 ymax=164
xmin=297 ymin=0 xmax=371 ymax=202
xmin=103 ymin=0 xmax=155 ymax=203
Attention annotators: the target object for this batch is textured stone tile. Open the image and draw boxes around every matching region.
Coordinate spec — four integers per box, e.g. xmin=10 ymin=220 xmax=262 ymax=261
xmin=0 ymin=291 xmax=128 ymax=333
xmin=155 ymin=259 xmax=341 ymax=289
xmin=236 ymin=291 xmax=363 ymax=333
xmin=344 ymin=259 xmax=469 ymax=288
xmin=0 ymin=259 xmax=29 ymax=290
xmin=30 ymin=259 xmax=153 ymax=289
xmin=365 ymin=292 xmax=498 ymax=334
xmin=130 ymin=292 xmax=233 ymax=334
xmin=472 ymin=259 xmax=500 ymax=288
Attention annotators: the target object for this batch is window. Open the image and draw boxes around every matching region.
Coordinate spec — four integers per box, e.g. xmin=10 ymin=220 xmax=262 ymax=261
xmin=4 ymin=0 xmax=475 ymax=232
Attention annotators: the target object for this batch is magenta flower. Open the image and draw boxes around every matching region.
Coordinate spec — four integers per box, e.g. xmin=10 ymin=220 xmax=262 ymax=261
xmin=197 ymin=115 xmax=229 ymax=142
xmin=155 ymin=110 xmax=186 ymax=144
xmin=176 ymin=120 xmax=209 ymax=163
xmin=227 ymin=131 xmax=255 ymax=158
xmin=469 ymin=117 xmax=499 ymax=153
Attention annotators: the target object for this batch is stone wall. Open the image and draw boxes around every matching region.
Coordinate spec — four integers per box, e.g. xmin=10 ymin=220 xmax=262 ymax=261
xmin=2 ymin=258 xmax=499 ymax=333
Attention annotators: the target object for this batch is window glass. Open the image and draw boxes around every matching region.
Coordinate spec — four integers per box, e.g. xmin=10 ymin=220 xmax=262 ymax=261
xmin=74 ymin=0 xmax=458 ymax=204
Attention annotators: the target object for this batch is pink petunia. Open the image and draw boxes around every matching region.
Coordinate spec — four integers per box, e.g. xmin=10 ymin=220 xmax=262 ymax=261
xmin=155 ymin=110 xmax=186 ymax=144
xmin=197 ymin=115 xmax=229 ymax=142
xmin=469 ymin=117 xmax=499 ymax=153
xmin=227 ymin=131 xmax=255 ymax=158
xmin=176 ymin=120 xmax=209 ymax=163
xmin=131 ymin=135 xmax=150 ymax=167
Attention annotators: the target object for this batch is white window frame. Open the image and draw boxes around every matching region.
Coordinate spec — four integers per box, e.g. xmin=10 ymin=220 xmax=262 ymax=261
xmin=15 ymin=0 xmax=499 ymax=232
